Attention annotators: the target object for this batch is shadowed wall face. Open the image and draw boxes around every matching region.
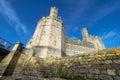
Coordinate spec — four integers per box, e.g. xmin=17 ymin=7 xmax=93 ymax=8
xmin=0 ymin=42 xmax=24 ymax=76
xmin=2 ymin=51 xmax=22 ymax=76
xmin=0 ymin=47 xmax=10 ymax=63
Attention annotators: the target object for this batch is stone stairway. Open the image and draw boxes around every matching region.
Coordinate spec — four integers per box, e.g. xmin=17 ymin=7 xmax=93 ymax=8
xmin=0 ymin=55 xmax=8 ymax=77
xmin=0 ymin=64 xmax=6 ymax=77
xmin=0 ymin=55 xmax=6 ymax=62
xmin=0 ymin=51 xmax=25 ymax=77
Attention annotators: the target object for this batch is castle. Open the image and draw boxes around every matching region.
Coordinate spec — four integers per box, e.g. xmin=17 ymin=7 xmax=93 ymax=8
xmin=24 ymin=7 xmax=105 ymax=58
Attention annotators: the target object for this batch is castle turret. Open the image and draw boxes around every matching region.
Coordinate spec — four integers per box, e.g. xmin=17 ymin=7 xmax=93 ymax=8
xmin=81 ymin=28 xmax=89 ymax=41
xmin=26 ymin=7 xmax=65 ymax=58
xmin=81 ymin=28 xmax=105 ymax=50
xmin=50 ymin=7 xmax=58 ymax=17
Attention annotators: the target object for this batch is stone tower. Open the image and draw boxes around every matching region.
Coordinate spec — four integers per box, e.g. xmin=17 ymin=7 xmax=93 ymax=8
xmin=81 ymin=28 xmax=105 ymax=50
xmin=26 ymin=7 xmax=65 ymax=58
xmin=81 ymin=28 xmax=89 ymax=41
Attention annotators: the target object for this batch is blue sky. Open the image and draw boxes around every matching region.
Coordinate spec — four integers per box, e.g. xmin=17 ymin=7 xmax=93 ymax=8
xmin=0 ymin=0 xmax=120 ymax=48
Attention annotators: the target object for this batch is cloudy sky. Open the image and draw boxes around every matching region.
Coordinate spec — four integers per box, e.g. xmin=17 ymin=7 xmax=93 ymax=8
xmin=0 ymin=0 xmax=120 ymax=48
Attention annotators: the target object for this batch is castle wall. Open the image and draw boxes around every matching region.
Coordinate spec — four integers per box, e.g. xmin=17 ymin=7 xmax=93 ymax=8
xmin=65 ymin=43 xmax=95 ymax=56
xmin=22 ymin=48 xmax=120 ymax=80
xmin=65 ymin=38 xmax=96 ymax=56
xmin=60 ymin=49 xmax=120 ymax=80
xmin=65 ymin=38 xmax=95 ymax=48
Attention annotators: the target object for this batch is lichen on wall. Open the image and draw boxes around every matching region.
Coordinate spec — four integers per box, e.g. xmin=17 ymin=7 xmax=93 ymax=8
xmin=22 ymin=48 xmax=120 ymax=80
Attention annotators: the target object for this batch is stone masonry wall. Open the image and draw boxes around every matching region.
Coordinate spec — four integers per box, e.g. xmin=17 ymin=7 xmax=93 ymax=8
xmin=23 ymin=48 xmax=120 ymax=80
xmin=65 ymin=38 xmax=95 ymax=48
xmin=65 ymin=43 xmax=95 ymax=56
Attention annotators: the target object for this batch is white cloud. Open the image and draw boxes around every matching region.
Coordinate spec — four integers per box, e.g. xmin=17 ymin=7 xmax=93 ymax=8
xmin=101 ymin=30 xmax=120 ymax=48
xmin=102 ymin=30 xmax=117 ymax=40
xmin=0 ymin=0 xmax=27 ymax=34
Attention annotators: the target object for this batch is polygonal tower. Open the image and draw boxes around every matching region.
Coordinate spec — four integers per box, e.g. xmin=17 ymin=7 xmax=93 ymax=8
xmin=26 ymin=7 xmax=65 ymax=58
xmin=81 ymin=28 xmax=89 ymax=41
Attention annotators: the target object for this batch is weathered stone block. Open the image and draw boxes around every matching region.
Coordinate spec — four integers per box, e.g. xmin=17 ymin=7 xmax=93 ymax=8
xmin=99 ymin=75 xmax=113 ymax=80
xmin=78 ymin=73 xmax=87 ymax=78
xmin=92 ymin=64 xmax=107 ymax=69
xmin=113 ymin=60 xmax=120 ymax=64
xmin=93 ymin=60 xmax=101 ymax=64
xmin=107 ymin=69 xmax=116 ymax=76
xmin=87 ymin=74 xmax=94 ymax=79
xmin=105 ymin=60 xmax=113 ymax=64
xmin=111 ymin=64 xmax=120 ymax=69
xmin=88 ymin=69 xmax=100 ymax=74
xmin=116 ymin=69 xmax=120 ymax=76
xmin=114 ymin=76 xmax=120 ymax=80
xmin=100 ymin=69 xmax=107 ymax=75
xmin=93 ymin=75 xmax=99 ymax=79
xmin=79 ymin=69 xmax=88 ymax=73
xmin=106 ymin=64 xmax=112 ymax=68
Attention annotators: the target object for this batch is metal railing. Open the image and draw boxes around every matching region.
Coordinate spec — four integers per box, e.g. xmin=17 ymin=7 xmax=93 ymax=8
xmin=0 ymin=37 xmax=14 ymax=50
